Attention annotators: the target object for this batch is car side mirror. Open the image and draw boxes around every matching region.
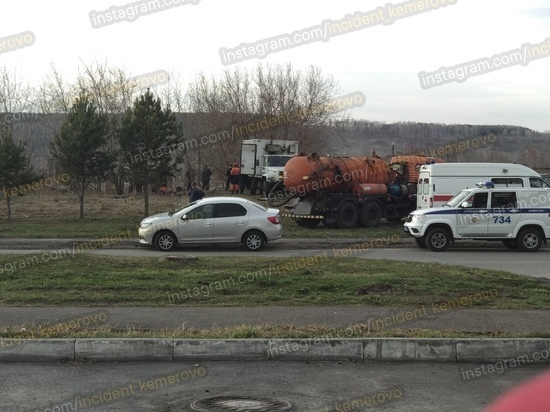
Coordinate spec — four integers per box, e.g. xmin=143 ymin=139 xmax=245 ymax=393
xmin=461 ymin=201 xmax=469 ymax=208
xmin=181 ymin=214 xmax=188 ymax=221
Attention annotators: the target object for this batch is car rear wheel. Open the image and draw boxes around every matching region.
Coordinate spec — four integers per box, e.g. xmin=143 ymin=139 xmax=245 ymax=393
xmin=243 ymin=230 xmax=265 ymax=251
xmin=517 ymin=228 xmax=543 ymax=252
xmin=154 ymin=231 xmax=177 ymax=251
xmin=425 ymin=228 xmax=451 ymax=252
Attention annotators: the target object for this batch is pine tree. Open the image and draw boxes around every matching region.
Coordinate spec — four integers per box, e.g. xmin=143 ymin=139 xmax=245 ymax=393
xmin=50 ymin=94 xmax=114 ymax=218
xmin=0 ymin=130 xmax=38 ymax=221
xmin=118 ymin=89 xmax=184 ymax=217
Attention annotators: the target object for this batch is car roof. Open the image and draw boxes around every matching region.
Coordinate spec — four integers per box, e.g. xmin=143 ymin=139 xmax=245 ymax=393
xmin=197 ymin=196 xmax=251 ymax=203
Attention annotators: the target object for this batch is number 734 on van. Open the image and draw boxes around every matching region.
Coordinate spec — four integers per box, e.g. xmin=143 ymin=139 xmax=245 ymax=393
xmin=404 ymin=183 xmax=550 ymax=252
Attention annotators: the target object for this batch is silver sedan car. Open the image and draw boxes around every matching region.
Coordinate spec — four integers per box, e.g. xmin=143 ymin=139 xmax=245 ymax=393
xmin=138 ymin=197 xmax=282 ymax=251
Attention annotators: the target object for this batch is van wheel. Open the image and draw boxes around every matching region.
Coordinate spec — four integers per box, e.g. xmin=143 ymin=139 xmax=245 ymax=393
xmin=359 ymin=201 xmax=382 ymax=227
xmin=517 ymin=228 xmax=543 ymax=252
xmin=502 ymin=240 xmax=519 ymax=250
xmin=425 ymin=228 xmax=451 ymax=252
xmin=415 ymin=237 xmax=428 ymax=249
xmin=336 ymin=201 xmax=358 ymax=228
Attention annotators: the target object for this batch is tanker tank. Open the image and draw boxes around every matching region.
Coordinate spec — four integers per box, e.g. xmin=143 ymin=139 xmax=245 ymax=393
xmin=283 ymin=153 xmax=399 ymax=197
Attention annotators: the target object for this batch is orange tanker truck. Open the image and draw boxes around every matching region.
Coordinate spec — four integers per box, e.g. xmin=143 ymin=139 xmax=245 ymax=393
xmin=268 ymin=152 xmax=442 ymax=228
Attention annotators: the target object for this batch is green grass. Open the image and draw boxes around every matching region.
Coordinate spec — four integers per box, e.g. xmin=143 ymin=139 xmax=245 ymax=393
xmin=2 ymin=324 xmax=549 ymax=341
xmin=0 ymin=215 xmax=403 ymax=239
xmin=0 ymin=255 xmax=549 ymax=309
xmin=0 ymin=216 xmax=141 ymax=238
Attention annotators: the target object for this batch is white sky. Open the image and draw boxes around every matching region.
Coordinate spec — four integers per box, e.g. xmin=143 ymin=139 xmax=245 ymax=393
xmin=1 ymin=0 xmax=549 ymax=131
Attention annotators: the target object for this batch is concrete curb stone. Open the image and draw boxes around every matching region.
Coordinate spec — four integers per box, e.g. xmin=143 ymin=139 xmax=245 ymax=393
xmin=0 ymin=338 xmax=548 ymax=363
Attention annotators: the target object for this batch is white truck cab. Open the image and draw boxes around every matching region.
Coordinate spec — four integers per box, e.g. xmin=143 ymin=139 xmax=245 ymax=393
xmin=417 ymin=163 xmax=550 ymax=209
xmin=404 ymin=182 xmax=550 ymax=252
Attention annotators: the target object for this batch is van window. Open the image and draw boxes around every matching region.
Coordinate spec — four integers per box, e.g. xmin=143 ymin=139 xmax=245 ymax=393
xmin=490 ymin=192 xmax=517 ymax=208
xmin=420 ymin=178 xmax=429 ymax=195
xmin=491 ymin=178 xmax=523 ymax=188
xmin=529 ymin=178 xmax=550 ymax=188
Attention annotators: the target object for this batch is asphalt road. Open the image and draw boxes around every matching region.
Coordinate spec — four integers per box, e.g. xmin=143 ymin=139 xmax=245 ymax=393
xmin=2 ymin=361 xmax=547 ymax=412
xmin=2 ymin=242 xmax=547 ymax=278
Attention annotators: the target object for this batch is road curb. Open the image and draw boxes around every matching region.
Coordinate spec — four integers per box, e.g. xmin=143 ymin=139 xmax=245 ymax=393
xmin=0 ymin=338 xmax=548 ymax=363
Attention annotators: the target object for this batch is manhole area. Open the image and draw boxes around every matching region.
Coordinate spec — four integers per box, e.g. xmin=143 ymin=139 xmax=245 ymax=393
xmin=189 ymin=395 xmax=292 ymax=411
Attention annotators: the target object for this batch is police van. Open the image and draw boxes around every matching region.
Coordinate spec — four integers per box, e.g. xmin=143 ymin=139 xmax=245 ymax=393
xmin=417 ymin=163 xmax=550 ymax=209
xmin=404 ymin=183 xmax=550 ymax=252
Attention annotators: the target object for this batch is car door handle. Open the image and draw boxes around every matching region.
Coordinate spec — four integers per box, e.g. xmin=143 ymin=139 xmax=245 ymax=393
xmin=237 ymin=221 xmax=245 ymax=225
xmin=205 ymin=223 xmax=213 ymax=227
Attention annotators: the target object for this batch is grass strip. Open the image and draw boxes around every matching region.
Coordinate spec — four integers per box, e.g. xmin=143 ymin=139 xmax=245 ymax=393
xmin=0 ymin=255 xmax=549 ymax=309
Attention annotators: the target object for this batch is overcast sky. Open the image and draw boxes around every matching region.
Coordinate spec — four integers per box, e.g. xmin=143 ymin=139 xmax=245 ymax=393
xmin=1 ymin=0 xmax=549 ymax=131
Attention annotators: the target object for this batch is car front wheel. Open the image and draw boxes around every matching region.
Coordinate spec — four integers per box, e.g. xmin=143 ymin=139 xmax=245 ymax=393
xmin=243 ymin=230 xmax=265 ymax=251
xmin=154 ymin=231 xmax=177 ymax=251
xmin=425 ymin=228 xmax=451 ymax=252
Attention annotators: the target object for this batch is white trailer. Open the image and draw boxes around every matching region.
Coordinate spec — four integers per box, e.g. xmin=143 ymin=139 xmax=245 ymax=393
xmin=417 ymin=163 xmax=550 ymax=209
xmin=240 ymin=139 xmax=299 ymax=194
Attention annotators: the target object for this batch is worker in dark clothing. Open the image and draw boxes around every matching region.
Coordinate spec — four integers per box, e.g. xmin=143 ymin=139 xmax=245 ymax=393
xmin=201 ymin=166 xmax=212 ymax=190
xmin=188 ymin=182 xmax=205 ymax=203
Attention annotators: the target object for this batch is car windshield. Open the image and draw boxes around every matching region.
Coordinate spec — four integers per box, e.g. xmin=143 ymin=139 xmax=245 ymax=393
xmin=445 ymin=190 xmax=473 ymax=207
xmin=168 ymin=201 xmax=197 ymax=216
xmin=266 ymin=156 xmax=291 ymax=167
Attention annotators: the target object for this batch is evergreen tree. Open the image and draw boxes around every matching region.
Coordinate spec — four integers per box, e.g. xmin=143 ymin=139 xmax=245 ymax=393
xmin=50 ymin=94 xmax=114 ymax=218
xmin=0 ymin=130 xmax=38 ymax=221
xmin=118 ymin=89 xmax=184 ymax=217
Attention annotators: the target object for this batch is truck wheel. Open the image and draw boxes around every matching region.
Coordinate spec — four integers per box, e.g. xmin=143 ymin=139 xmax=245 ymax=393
xmin=295 ymin=218 xmax=321 ymax=228
xmin=415 ymin=237 xmax=428 ymax=249
xmin=359 ymin=202 xmax=382 ymax=227
xmin=517 ymin=228 xmax=543 ymax=252
xmin=425 ymin=228 xmax=451 ymax=252
xmin=336 ymin=202 xmax=358 ymax=229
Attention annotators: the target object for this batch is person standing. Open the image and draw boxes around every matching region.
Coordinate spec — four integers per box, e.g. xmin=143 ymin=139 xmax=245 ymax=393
xmin=201 ymin=165 xmax=212 ymax=190
xmin=229 ymin=162 xmax=241 ymax=195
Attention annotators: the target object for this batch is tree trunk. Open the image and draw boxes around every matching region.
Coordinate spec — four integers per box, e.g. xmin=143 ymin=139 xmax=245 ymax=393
xmin=143 ymin=181 xmax=149 ymax=217
xmin=79 ymin=186 xmax=85 ymax=219
xmin=6 ymin=195 xmax=11 ymax=222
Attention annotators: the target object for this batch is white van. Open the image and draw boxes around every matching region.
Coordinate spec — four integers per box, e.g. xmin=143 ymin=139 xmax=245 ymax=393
xmin=417 ymin=163 xmax=550 ymax=209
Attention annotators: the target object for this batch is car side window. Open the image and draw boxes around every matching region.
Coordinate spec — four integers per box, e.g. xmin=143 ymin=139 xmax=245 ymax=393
xmin=187 ymin=204 xmax=214 ymax=220
xmin=464 ymin=193 xmax=488 ymax=208
xmin=217 ymin=203 xmax=247 ymax=218
xmin=490 ymin=192 xmax=517 ymax=209
xmin=530 ymin=178 xmax=550 ymax=188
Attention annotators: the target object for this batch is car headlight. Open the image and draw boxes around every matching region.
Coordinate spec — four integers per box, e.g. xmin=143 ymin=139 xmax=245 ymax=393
xmin=412 ymin=214 xmax=426 ymax=221
xmin=140 ymin=222 xmax=152 ymax=229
